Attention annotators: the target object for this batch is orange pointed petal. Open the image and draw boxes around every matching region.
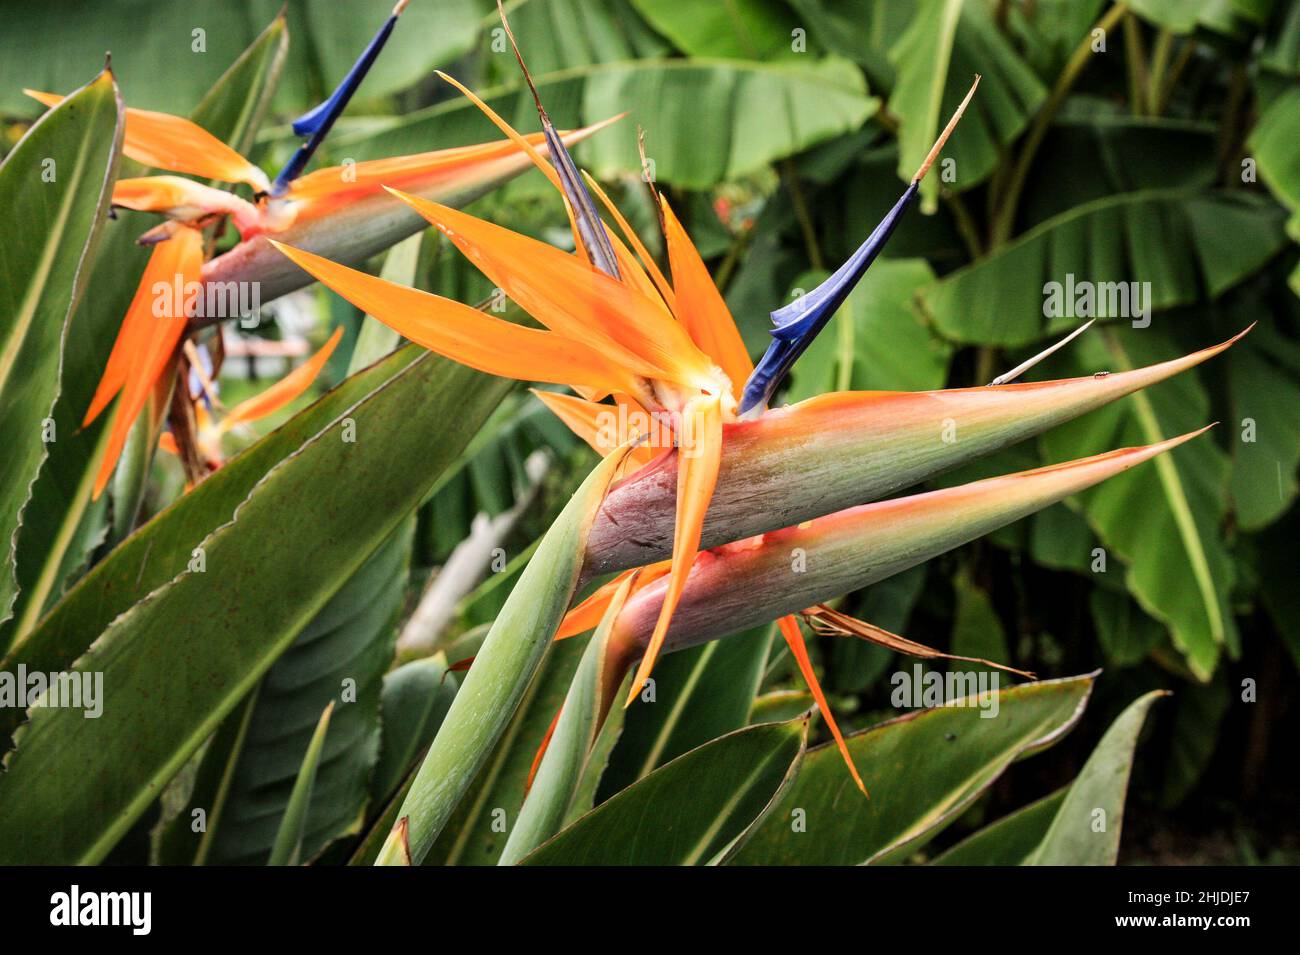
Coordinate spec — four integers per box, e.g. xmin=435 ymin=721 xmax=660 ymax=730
xmin=26 ymin=90 xmax=269 ymax=191
xmin=624 ymin=393 xmax=723 ymax=706
xmin=285 ymin=129 xmax=588 ymax=214
xmin=530 ymin=390 xmax=659 ymax=471
xmin=388 ymin=189 xmax=715 ymax=390
xmin=555 ymin=562 xmax=671 ymax=639
xmin=660 ymin=197 xmax=752 ymax=398
xmin=270 ymin=241 xmax=631 ymax=394
xmin=778 ymin=614 xmax=868 ymax=796
xmin=91 ymin=227 xmax=204 ymax=498
xmin=581 ymin=170 xmax=676 ymax=310
xmin=113 ymin=175 xmax=262 ymax=235
xmin=220 ymin=326 xmax=343 ymax=429
xmin=524 ymin=704 xmax=564 ymax=795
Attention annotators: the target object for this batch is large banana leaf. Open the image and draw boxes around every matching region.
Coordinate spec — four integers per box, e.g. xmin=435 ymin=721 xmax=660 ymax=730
xmin=335 ymin=56 xmax=878 ymax=190
xmin=1039 ymin=329 xmax=1236 ymax=678
xmin=0 ymin=0 xmax=483 ymax=115
xmin=0 ymin=70 xmax=121 ymax=632
xmin=628 ymin=0 xmax=802 ymax=60
xmin=887 ymin=0 xmax=1047 ymax=211
xmin=728 ymin=674 xmax=1095 ymax=865
xmin=1126 ymin=0 xmax=1269 ymax=37
xmin=1227 ymin=321 xmax=1300 ymax=529
xmin=521 ymin=715 xmax=809 ymax=865
xmin=0 ymin=18 xmax=286 ymax=650
xmin=0 ymin=353 xmax=508 ymax=864
xmin=920 ymin=190 xmax=1288 ymax=346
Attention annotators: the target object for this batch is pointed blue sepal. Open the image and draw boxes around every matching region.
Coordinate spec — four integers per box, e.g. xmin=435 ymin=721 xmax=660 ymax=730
xmin=738 ymin=180 xmax=919 ymax=415
xmin=269 ymin=11 xmax=401 ymax=195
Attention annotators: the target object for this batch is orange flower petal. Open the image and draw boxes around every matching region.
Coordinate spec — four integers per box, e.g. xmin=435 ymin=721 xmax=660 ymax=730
xmin=530 ymin=390 xmax=659 ymax=470
xmin=26 ymin=90 xmax=269 ymax=191
xmin=286 ymin=130 xmax=553 ymax=206
xmin=113 ymin=175 xmax=262 ymax=235
xmin=777 ymin=614 xmax=868 ymax=796
xmin=388 ymin=189 xmax=715 ymax=390
xmin=624 ymin=393 xmax=723 ymax=706
xmin=220 ymin=326 xmax=344 ymax=429
xmin=91 ymin=227 xmax=205 ymax=498
xmin=661 ymin=196 xmax=752 ymax=398
xmin=270 ymin=241 xmax=631 ymax=394
xmin=581 ymin=170 xmax=676 ymax=310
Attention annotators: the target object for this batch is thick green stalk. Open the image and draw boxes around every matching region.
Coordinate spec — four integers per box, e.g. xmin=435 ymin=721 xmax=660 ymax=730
xmin=379 ymin=448 xmax=628 ymax=865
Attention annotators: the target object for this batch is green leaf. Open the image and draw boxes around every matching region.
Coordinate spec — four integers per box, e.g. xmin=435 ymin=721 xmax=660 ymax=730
xmin=0 ymin=343 xmax=422 ymax=749
xmin=151 ymin=691 xmax=259 ymax=866
xmin=728 ymin=674 xmax=1095 ymax=865
xmin=888 ymin=0 xmax=1047 ymax=212
xmin=387 ymin=448 xmax=628 ymax=865
xmin=1091 ymin=587 xmax=1165 ymax=668
xmin=782 ymin=0 xmax=914 ymax=80
xmin=598 ymin=624 xmax=773 ymax=797
xmin=930 ymin=787 xmax=1068 ymax=865
xmin=521 ymin=715 xmax=810 ymax=865
xmin=1228 ymin=324 xmax=1300 ymax=529
xmin=197 ymin=521 xmax=413 ymax=865
xmin=0 ymin=0 xmax=484 ymax=115
xmin=189 ymin=13 xmax=288 ymax=161
xmin=267 ymin=702 xmax=333 ymax=867
xmin=630 ymin=0 xmax=802 ymax=60
xmin=1040 ymin=328 xmax=1236 ymax=678
xmin=920 ymin=190 xmax=1288 ymax=346
xmin=1004 ymin=0 xmax=1106 ymax=81
xmin=180 ymin=228 xmax=428 ymax=867
xmin=338 ymin=57 xmax=878 ymax=190
xmin=1126 ymin=0 xmax=1267 ymax=37
xmin=1019 ymin=114 xmax=1219 ymax=225
xmin=950 ymin=571 xmax=1013 ymax=672
xmin=0 ymin=70 xmax=120 ymax=632
xmin=1026 ymin=690 xmax=1166 ymax=864
xmin=0 ymin=352 xmax=508 ymax=864
xmin=1 ymin=21 xmax=288 ymax=650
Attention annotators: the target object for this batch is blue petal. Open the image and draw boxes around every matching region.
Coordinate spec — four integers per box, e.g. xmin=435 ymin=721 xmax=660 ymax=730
xmin=738 ymin=180 xmax=918 ymax=415
xmin=269 ymin=10 xmax=402 ymax=195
